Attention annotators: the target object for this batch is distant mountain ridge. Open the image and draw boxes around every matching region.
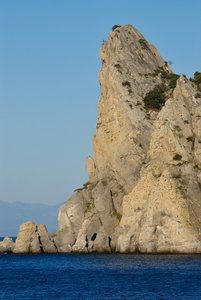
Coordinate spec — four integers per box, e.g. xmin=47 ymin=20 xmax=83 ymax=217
xmin=0 ymin=200 xmax=63 ymax=236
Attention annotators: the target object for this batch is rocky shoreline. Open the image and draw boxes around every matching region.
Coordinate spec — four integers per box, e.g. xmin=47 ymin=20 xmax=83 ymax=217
xmin=0 ymin=222 xmax=57 ymax=254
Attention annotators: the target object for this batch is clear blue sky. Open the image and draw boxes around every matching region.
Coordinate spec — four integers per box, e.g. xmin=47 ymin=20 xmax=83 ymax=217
xmin=0 ymin=0 xmax=200 ymax=205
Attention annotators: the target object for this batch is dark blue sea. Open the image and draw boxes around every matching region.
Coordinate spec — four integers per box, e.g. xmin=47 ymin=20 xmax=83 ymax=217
xmin=1 ymin=248 xmax=201 ymax=300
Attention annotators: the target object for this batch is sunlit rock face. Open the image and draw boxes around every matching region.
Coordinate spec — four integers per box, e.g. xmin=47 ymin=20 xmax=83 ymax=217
xmin=117 ymin=76 xmax=201 ymax=254
xmin=0 ymin=237 xmax=15 ymax=253
xmin=13 ymin=221 xmax=57 ymax=254
xmin=55 ymin=24 xmax=201 ymax=253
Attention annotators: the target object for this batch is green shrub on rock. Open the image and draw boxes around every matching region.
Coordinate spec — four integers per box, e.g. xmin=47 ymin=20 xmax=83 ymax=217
xmin=173 ymin=153 xmax=182 ymax=161
xmin=122 ymin=81 xmax=131 ymax=87
xmin=169 ymin=74 xmax=180 ymax=89
xmin=194 ymin=72 xmax=201 ymax=85
xmin=195 ymin=93 xmax=201 ymax=98
xmin=154 ymin=83 xmax=167 ymax=93
xmin=160 ymin=70 xmax=180 ymax=88
xmin=112 ymin=25 xmax=121 ymax=31
xmin=139 ymin=39 xmax=148 ymax=50
xmin=190 ymin=72 xmax=201 ymax=91
xmin=143 ymin=90 xmax=165 ymax=109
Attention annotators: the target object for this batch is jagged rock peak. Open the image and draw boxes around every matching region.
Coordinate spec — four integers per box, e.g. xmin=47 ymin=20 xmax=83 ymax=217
xmin=86 ymin=24 xmax=170 ymax=192
xmin=100 ymin=24 xmax=166 ymax=75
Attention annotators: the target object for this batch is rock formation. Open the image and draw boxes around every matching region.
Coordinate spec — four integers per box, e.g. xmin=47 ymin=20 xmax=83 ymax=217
xmin=54 ymin=24 xmax=201 ymax=253
xmin=7 ymin=24 xmax=201 ymax=254
xmin=0 ymin=237 xmax=14 ymax=253
xmin=13 ymin=221 xmax=57 ymax=254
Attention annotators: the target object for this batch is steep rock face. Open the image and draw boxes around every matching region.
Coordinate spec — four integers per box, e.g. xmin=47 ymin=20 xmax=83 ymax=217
xmin=117 ymin=76 xmax=201 ymax=253
xmin=55 ymin=24 xmax=171 ymax=253
xmin=55 ymin=179 xmax=123 ymax=252
xmin=88 ymin=24 xmax=168 ymax=191
xmin=55 ymin=24 xmax=201 ymax=253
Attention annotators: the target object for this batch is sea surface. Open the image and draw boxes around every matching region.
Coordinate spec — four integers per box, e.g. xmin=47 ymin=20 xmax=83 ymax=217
xmin=1 ymin=246 xmax=201 ymax=300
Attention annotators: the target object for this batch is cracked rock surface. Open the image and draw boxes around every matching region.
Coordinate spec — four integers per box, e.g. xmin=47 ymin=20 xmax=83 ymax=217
xmin=13 ymin=221 xmax=57 ymax=254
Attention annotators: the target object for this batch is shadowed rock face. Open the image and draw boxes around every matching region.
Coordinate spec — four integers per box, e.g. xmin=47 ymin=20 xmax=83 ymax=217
xmin=12 ymin=25 xmax=201 ymax=254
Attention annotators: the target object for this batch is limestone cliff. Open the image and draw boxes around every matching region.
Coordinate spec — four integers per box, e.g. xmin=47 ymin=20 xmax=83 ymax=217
xmin=12 ymin=24 xmax=201 ymax=254
xmin=54 ymin=24 xmax=201 ymax=254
